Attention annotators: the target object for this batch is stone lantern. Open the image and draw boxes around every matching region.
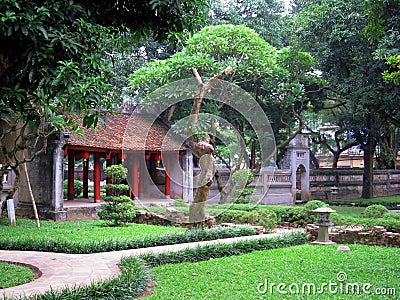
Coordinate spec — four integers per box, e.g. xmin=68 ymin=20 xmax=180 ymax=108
xmin=312 ymin=206 xmax=336 ymax=245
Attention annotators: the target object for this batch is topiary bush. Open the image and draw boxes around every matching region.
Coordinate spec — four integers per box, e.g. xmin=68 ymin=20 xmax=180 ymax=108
xmin=231 ymin=169 xmax=254 ymax=187
xmin=97 ymin=164 xmax=136 ymax=226
xmin=303 ymin=200 xmax=329 ymax=224
xmin=364 ymin=204 xmax=389 ymax=218
xmin=215 ymin=209 xmax=277 ymax=232
xmin=63 ymin=179 xmax=83 ymax=198
xmin=383 ymin=212 xmax=400 ymax=220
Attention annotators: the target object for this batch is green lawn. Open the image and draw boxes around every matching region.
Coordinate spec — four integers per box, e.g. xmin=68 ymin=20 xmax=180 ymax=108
xmin=147 ymin=244 xmax=400 ymax=299
xmin=330 ymin=205 xmax=365 ymax=218
xmin=0 ymin=218 xmax=185 ymax=243
xmin=0 ymin=262 xmax=34 ymax=289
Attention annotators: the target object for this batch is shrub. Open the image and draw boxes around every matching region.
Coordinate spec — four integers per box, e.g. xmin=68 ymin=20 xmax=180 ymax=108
xmin=231 ymin=169 xmax=254 ymax=186
xmin=63 ymin=179 xmax=83 ymax=198
xmin=232 ymin=187 xmax=256 ymax=197
xmin=303 ymin=200 xmax=328 ymax=211
xmin=215 ymin=209 xmax=277 ymax=232
xmin=364 ymin=204 xmax=389 ymax=218
xmin=0 ymin=225 xmax=257 ymax=254
xmin=267 ymin=206 xmax=307 ymax=225
xmin=32 ymin=256 xmax=150 ymax=299
xmin=173 ymin=199 xmax=189 ymax=207
xmin=383 ymin=212 xmax=400 ymax=220
xmin=97 ymin=164 xmax=136 ymax=226
xmin=141 ymin=230 xmax=309 ymax=267
xmin=232 ymin=197 xmax=258 ymax=204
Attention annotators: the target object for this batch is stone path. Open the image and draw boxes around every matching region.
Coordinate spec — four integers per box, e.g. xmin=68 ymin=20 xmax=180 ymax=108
xmin=1 ymin=233 xmax=281 ymax=299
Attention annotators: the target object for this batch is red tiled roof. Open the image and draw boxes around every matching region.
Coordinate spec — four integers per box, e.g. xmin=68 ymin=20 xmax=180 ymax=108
xmin=65 ymin=113 xmax=186 ymax=152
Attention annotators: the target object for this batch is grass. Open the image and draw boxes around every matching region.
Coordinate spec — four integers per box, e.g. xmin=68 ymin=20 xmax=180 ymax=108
xmin=0 ymin=218 xmax=257 ymax=253
xmin=0 ymin=262 xmax=34 ymax=289
xmin=0 ymin=218 xmax=185 ymax=244
xmin=147 ymin=244 xmax=400 ymax=300
xmin=330 ymin=205 xmax=365 ymax=218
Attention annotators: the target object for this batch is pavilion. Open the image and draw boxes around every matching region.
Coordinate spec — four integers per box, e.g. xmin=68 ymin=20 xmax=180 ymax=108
xmin=64 ymin=112 xmax=189 ymax=202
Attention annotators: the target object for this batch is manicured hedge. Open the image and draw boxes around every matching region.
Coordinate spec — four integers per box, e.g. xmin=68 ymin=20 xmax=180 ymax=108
xmin=141 ymin=230 xmax=309 ymax=267
xmin=0 ymin=226 xmax=257 ymax=254
xmin=331 ymin=213 xmax=400 ymax=232
xmin=325 ymin=197 xmax=400 ymax=209
xmin=25 ymin=256 xmax=151 ymax=300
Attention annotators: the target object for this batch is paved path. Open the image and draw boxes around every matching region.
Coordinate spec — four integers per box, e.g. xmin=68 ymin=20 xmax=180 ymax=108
xmin=1 ymin=233 xmax=281 ymax=299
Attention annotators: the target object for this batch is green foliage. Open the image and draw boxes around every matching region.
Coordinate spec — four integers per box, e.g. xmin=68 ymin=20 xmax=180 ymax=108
xmin=141 ymin=230 xmax=308 ymax=267
xmin=232 ymin=187 xmax=256 ymax=197
xmin=0 ymin=218 xmax=256 ymax=253
xmin=63 ymin=180 xmax=83 ymax=198
xmin=364 ymin=204 xmax=389 ymax=218
xmin=383 ymin=55 xmax=400 ymax=85
xmin=324 ymin=195 xmax=400 ymax=209
xmin=0 ymin=262 xmax=34 ymax=289
xmin=232 ymin=197 xmax=258 ymax=204
xmin=31 ymin=256 xmax=151 ymax=300
xmin=330 ymin=213 xmax=400 ymax=233
xmin=383 ymin=212 xmax=400 ymax=220
xmin=231 ymin=169 xmax=254 ymax=187
xmin=97 ymin=164 xmax=136 ymax=226
xmin=303 ymin=200 xmax=328 ymax=212
xmin=147 ymin=244 xmax=399 ymax=299
xmin=215 ymin=209 xmax=277 ymax=232
xmin=174 ymin=198 xmax=189 ymax=208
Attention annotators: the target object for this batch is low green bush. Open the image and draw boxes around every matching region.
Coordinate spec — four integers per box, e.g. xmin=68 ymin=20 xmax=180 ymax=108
xmin=364 ymin=204 xmax=389 ymax=218
xmin=141 ymin=230 xmax=308 ymax=267
xmin=173 ymin=198 xmax=189 ymax=207
xmin=0 ymin=226 xmax=257 ymax=254
xmin=28 ymin=256 xmax=150 ymax=300
xmin=383 ymin=212 xmax=400 ymax=220
xmin=330 ymin=213 xmax=400 ymax=232
xmin=324 ymin=196 xmax=400 ymax=209
xmin=215 ymin=210 xmax=277 ymax=232
xmin=63 ymin=179 xmax=83 ymax=198
xmin=232 ymin=196 xmax=258 ymax=204
xmin=267 ymin=206 xmax=307 ymax=225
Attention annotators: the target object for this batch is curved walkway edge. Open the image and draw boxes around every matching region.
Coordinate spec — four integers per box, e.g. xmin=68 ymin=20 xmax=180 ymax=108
xmin=1 ymin=232 xmax=283 ymax=299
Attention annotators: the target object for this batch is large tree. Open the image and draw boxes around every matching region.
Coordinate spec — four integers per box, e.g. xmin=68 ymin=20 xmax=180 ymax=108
xmin=291 ymin=0 xmax=400 ymax=198
xmin=129 ymin=24 xmax=322 ymax=219
xmin=0 ymin=0 xmax=207 ymax=219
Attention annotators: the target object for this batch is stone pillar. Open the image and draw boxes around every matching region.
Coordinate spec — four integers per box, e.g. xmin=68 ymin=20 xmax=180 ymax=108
xmin=16 ymin=132 xmax=67 ymax=221
xmin=183 ymin=150 xmax=194 ymax=203
xmin=51 ymin=137 xmax=64 ymax=212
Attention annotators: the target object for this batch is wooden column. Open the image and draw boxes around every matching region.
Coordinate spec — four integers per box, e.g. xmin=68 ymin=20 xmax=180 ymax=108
xmin=93 ymin=153 xmax=101 ymax=202
xmin=82 ymin=157 xmax=89 ymax=198
xmin=131 ymin=155 xmax=139 ymax=199
xmin=67 ymin=149 xmax=75 ymax=200
xmin=165 ymin=154 xmax=171 ymax=198
xmin=139 ymin=158 xmax=145 ymax=196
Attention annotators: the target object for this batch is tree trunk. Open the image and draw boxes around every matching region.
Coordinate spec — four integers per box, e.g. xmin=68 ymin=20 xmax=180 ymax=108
xmin=361 ymin=139 xmax=376 ymax=198
xmin=361 ymin=114 xmax=377 ymax=199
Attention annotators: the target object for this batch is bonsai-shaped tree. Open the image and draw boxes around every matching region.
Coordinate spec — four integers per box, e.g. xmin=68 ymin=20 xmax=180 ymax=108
xmin=97 ymin=164 xmax=136 ymax=226
xmin=231 ymin=169 xmax=257 ymax=204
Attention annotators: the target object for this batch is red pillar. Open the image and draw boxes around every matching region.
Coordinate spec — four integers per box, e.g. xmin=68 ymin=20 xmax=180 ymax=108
xmin=139 ymin=158 xmax=144 ymax=196
xmin=165 ymin=154 xmax=171 ymax=198
xmin=82 ymin=157 xmax=89 ymax=198
xmin=93 ymin=153 xmax=101 ymax=202
xmin=67 ymin=149 xmax=75 ymax=200
xmin=131 ymin=155 xmax=139 ymax=199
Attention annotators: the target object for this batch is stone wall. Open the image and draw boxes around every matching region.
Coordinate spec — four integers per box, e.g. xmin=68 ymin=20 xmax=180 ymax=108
xmin=306 ymin=225 xmax=400 ymax=247
xmin=310 ymin=169 xmax=400 ymax=199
